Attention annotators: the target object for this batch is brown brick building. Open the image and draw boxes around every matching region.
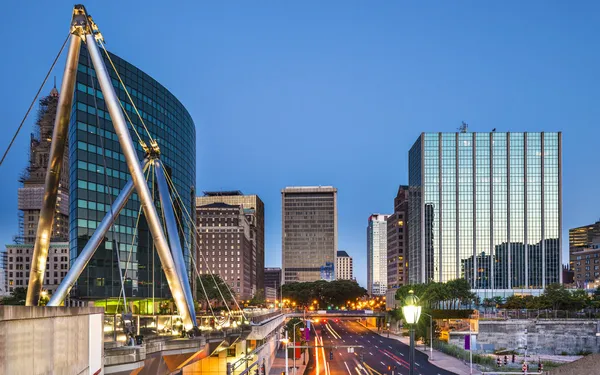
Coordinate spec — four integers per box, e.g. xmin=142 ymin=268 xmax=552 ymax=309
xmin=196 ymin=202 xmax=255 ymax=299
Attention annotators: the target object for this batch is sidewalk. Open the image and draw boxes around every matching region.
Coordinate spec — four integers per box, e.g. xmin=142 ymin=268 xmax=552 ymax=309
xmin=361 ymin=323 xmax=481 ymax=375
xmin=269 ymin=345 xmax=308 ymax=375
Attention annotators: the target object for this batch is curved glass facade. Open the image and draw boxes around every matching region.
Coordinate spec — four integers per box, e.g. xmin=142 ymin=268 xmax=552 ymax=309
xmin=409 ymin=132 xmax=561 ymax=292
xmin=68 ymin=45 xmax=196 ymax=299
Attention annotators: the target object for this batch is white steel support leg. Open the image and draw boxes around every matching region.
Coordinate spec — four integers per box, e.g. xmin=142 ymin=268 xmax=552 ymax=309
xmin=47 ymin=159 xmax=149 ymax=307
xmin=85 ymin=34 xmax=193 ymax=330
xmin=155 ymin=160 xmax=197 ymax=325
xmin=26 ymin=34 xmax=82 ymax=306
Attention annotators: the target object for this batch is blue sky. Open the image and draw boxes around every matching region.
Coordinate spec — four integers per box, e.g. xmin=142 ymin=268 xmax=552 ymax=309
xmin=0 ymin=1 xmax=598 ymax=288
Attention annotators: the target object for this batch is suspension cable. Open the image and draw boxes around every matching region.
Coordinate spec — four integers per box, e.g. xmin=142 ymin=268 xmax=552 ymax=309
xmin=116 ymin=167 xmax=149 ymax=308
xmin=160 ymin=167 xmax=235 ymax=316
xmin=157 ymin=162 xmax=234 ymax=314
xmin=165 ymin=180 xmax=218 ymax=320
xmin=158 ymin=161 xmax=247 ymax=319
xmin=86 ymin=45 xmax=129 ymax=313
xmin=98 ymin=39 xmax=154 ymax=144
xmin=0 ymin=33 xmax=70 ymax=167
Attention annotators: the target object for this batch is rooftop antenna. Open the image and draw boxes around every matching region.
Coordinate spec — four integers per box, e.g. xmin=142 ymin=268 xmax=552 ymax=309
xmin=458 ymin=121 xmax=468 ymax=133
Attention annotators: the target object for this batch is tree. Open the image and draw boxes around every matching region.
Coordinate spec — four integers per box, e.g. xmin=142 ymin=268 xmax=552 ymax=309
xmin=282 ymin=280 xmax=367 ymax=308
xmin=196 ymin=274 xmax=236 ymax=310
xmin=541 ymin=283 xmax=572 ymax=310
xmin=503 ymin=295 xmax=526 ymax=309
xmin=0 ymin=287 xmax=27 ymax=305
xmin=249 ymin=289 xmax=266 ymax=306
xmin=570 ymin=289 xmax=591 ymax=310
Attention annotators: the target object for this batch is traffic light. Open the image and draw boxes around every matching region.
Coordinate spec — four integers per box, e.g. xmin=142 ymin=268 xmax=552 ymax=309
xmin=329 ymin=350 xmax=333 ymax=360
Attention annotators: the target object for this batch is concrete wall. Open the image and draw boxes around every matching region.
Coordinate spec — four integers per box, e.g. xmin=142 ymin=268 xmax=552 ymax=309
xmin=0 ymin=305 xmax=104 ymax=375
xmin=475 ymin=319 xmax=600 ymax=355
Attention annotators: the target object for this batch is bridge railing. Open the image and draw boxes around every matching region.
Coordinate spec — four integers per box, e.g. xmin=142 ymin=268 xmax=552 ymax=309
xmin=480 ymin=309 xmax=600 ymax=320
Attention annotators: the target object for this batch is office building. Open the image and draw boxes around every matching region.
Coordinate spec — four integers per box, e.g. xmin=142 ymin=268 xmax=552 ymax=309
xmin=70 ymin=46 xmax=196 ymax=300
xmin=196 ymin=203 xmax=254 ymax=299
xmin=5 ymin=243 xmax=69 ymax=295
xmin=265 ymin=287 xmax=278 ymax=302
xmin=386 ymin=185 xmax=409 ymax=306
xmin=367 ymin=214 xmax=390 ymax=296
xmin=408 ymin=131 xmax=561 ymax=293
xmin=264 ymin=267 xmax=282 ymax=293
xmin=0 ymin=248 xmax=7 ymax=296
xmin=196 ymin=191 xmax=264 ymax=293
xmin=570 ymin=242 xmax=600 ymax=289
xmin=336 ymin=251 xmax=354 ymax=280
xmin=16 ymin=87 xmax=69 ymax=245
xmin=570 ymin=221 xmax=600 ymax=253
xmin=282 ymin=186 xmax=337 ymax=284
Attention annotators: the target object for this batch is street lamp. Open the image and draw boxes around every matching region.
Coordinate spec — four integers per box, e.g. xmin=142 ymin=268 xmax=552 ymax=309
xmin=421 ymin=312 xmax=433 ymax=361
xmin=280 ymin=332 xmax=290 ymax=375
xmin=402 ymin=290 xmax=421 ymax=375
xmin=291 ymin=321 xmax=303 ymax=375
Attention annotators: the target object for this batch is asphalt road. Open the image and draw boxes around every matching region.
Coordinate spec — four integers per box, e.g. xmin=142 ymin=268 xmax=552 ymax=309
xmin=306 ymin=319 xmax=456 ymax=375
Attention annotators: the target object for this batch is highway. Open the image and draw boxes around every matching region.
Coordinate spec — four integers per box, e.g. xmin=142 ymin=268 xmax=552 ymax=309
xmin=306 ymin=319 xmax=456 ymax=375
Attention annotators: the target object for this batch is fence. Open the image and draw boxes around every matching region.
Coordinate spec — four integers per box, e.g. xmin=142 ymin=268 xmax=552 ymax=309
xmin=481 ymin=309 xmax=600 ymax=320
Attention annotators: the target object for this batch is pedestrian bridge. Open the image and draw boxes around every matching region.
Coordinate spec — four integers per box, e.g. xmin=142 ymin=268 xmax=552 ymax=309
xmin=287 ymin=310 xmax=386 ymax=318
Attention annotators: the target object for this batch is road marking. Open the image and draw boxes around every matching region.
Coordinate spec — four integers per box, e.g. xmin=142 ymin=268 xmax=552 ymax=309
xmin=344 ymin=361 xmax=353 ymax=375
xmin=367 ymin=340 xmax=371 ymax=343
xmin=415 ymin=363 xmax=421 ymax=367
xmin=388 ymin=346 xmax=392 ymax=349
xmin=380 ymin=362 xmax=386 ymax=366
xmin=375 ymin=345 xmax=378 ymax=349
xmin=398 ymin=353 xmax=404 ymax=357
xmin=369 ymin=352 xmax=374 ymax=356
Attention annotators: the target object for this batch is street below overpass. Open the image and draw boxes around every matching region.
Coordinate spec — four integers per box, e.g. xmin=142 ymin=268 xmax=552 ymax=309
xmin=303 ymin=319 xmax=456 ymax=375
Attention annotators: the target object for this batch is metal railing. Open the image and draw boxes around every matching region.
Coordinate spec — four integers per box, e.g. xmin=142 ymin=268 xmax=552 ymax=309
xmin=480 ymin=309 xmax=600 ymax=320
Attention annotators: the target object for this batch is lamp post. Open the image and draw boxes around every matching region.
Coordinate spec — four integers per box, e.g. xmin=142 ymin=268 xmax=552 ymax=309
xmin=280 ymin=331 xmax=290 ymax=375
xmin=421 ymin=312 xmax=433 ymax=360
xmin=386 ymin=322 xmax=390 ymax=338
xmin=292 ymin=321 xmax=303 ymax=375
xmin=402 ymin=290 xmax=422 ymax=375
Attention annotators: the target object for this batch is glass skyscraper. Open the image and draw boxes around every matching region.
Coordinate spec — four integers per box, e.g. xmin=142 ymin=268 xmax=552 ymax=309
xmin=408 ymin=132 xmax=561 ymax=292
xmin=69 ymin=45 xmax=196 ymax=300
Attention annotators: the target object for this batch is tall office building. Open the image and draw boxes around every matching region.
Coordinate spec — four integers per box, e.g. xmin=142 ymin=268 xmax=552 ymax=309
xmin=5 ymin=243 xmax=69 ymax=295
xmin=196 ymin=191 xmax=264 ymax=293
xmin=367 ymin=214 xmax=390 ymax=296
xmin=282 ymin=186 xmax=337 ymax=284
xmin=264 ymin=267 xmax=281 ymax=302
xmin=196 ymin=203 xmax=255 ymax=299
xmin=386 ymin=186 xmax=409 ymax=305
xmin=336 ymin=251 xmax=354 ymax=280
xmin=70 ymin=45 xmax=196 ymax=300
xmin=408 ymin=131 xmax=561 ymax=294
xmin=17 ymin=87 xmax=69 ymax=244
xmin=264 ymin=267 xmax=282 ymax=292
xmin=5 ymin=88 xmax=70 ymax=298
xmin=0 ymin=248 xmax=7 ymax=296
xmin=570 ymin=221 xmax=600 ymax=253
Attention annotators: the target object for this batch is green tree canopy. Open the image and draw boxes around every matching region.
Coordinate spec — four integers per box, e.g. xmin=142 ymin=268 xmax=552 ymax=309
xmin=196 ymin=274 xmax=236 ymax=306
xmin=394 ymin=279 xmax=477 ymax=310
xmin=0 ymin=287 xmax=27 ymax=305
xmin=282 ymin=280 xmax=367 ymax=307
